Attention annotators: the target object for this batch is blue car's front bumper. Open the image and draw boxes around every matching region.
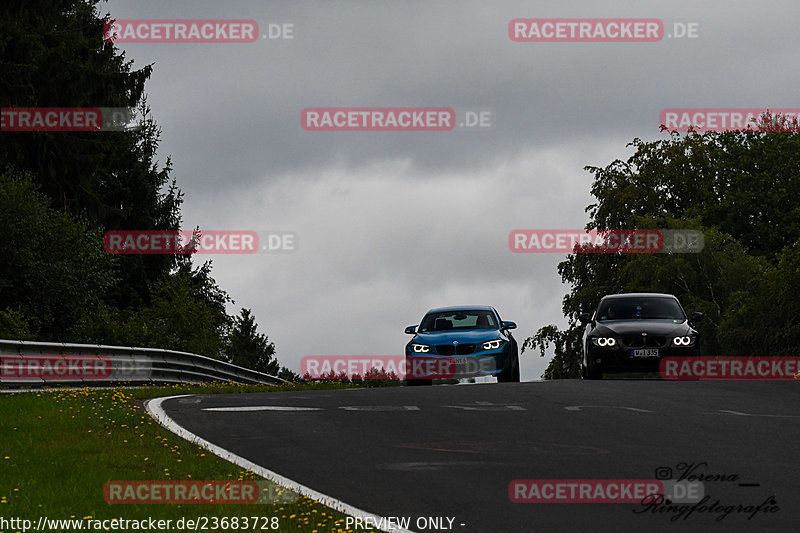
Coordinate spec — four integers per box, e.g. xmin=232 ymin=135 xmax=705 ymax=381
xmin=405 ymin=345 xmax=512 ymax=379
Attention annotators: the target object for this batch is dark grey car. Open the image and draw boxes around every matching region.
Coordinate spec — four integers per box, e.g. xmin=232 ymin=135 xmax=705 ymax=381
xmin=578 ymin=293 xmax=703 ymax=379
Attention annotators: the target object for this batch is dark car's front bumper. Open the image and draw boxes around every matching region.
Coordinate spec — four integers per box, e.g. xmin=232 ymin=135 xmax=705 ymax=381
xmin=587 ymin=343 xmax=699 ymax=373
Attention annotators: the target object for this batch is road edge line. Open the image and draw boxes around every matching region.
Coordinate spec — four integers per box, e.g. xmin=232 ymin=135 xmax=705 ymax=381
xmin=145 ymin=394 xmax=415 ymax=533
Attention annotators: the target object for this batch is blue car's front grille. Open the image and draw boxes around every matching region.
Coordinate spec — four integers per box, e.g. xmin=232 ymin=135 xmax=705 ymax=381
xmin=435 ymin=344 xmax=476 ymax=356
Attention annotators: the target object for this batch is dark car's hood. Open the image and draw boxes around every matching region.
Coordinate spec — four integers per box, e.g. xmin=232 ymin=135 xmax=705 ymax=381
xmin=593 ymin=319 xmax=693 ymax=336
xmin=412 ymin=329 xmax=504 ymax=344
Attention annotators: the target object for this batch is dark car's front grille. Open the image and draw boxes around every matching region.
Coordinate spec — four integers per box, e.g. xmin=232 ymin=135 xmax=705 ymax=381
xmin=435 ymin=344 xmax=476 ymax=356
xmin=622 ymin=336 xmax=666 ymax=349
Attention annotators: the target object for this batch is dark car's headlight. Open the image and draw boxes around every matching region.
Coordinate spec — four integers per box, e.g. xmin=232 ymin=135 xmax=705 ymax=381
xmin=592 ymin=337 xmax=617 ymax=347
xmin=410 ymin=343 xmax=430 ymax=353
xmin=481 ymin=339 xmax=504 ymax=350
xmin=672 ymin=336 xmax=696 ymax=346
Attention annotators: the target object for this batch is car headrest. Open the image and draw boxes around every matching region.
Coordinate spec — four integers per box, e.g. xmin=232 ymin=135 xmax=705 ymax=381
xmin=435 ymin=318 xmax=453 ymax=330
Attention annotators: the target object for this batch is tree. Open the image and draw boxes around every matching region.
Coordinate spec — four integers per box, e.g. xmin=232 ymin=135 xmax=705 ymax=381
xmin=0 ymin=1 xmax=296 ymax=378
xmin=0 ymin=0 xmax=183 ymax=310
xmin=225 ymin=309 xmax=279 ymax=375
xmin=86 ymin=261 xmax=232 ymax=357
xmin=277 ymin=366 xmax=300 ymax=382
xmin=719 ymin=240 xmax=800 ymax=356
xmin=0 ymin=170 xmax=117 ymax=341
xmin=526 ymin=119 xmax=800 ymax=378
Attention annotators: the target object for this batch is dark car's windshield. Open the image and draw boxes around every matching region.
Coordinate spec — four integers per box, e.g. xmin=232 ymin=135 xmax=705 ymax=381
xmin=419 ymin=310 xmax=497 ymax=332
xmin=596 ymin=297 xmax=685 ymax=321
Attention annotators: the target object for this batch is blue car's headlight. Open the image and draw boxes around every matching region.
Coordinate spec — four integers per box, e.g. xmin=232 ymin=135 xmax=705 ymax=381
xmin=411 ymin=343 xmax=430 ymax=353
xmin=481 ymin=339 xmax=504 ymax=350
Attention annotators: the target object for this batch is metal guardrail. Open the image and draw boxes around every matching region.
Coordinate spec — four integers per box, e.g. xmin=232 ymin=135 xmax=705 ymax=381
xmin=0 ymin=339 xmax=286 ymax=387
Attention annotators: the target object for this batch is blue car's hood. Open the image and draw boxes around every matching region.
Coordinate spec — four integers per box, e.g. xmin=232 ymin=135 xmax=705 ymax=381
xmin=412 ymin=329 xmax=503 ymax=344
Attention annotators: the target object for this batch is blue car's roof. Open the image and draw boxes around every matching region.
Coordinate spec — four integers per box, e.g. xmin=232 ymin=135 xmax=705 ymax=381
xmin=426 ymin=305 xmax=495 ymax=313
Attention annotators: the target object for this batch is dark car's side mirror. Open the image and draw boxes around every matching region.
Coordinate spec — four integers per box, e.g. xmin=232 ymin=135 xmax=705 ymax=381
xmin=578 ymin=313 xmax=591 ymax=325
xmin=689 ymin=312 xmax=704 ymax=324
xmin=502 ymin=321 xmax=517 ymax=330
xmin=404 ymin=325 xmax=417 ymax=334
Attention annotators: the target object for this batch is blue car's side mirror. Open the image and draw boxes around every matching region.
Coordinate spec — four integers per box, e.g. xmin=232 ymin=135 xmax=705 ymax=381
xmin=405 ymin=325 xmax=417 ymax=334
xmin=502 ymin=321 xmax=517 ymax=330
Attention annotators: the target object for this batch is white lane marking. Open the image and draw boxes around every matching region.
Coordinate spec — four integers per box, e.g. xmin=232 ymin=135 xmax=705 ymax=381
xmin=711 ymin=409 xmax=800 ymax=418
xmin=444 ymin=401 xmax=526 ymax=411
xmin=564 ymin=406 xmax=654 ymax=412
xmin=146 ymin=395 xmax=415 ymax=533
xmin=339 ymin=406 xmax=420 ymax=411
xmin=203 ymin=406 xmax=323 ymax=412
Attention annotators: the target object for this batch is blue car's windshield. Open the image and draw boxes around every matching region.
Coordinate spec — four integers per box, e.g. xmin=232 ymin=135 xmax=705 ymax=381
xmin=596 ymin=298 xmax=685 ymax=321
xmin=420 ymin=311 xmax=497 ymax=332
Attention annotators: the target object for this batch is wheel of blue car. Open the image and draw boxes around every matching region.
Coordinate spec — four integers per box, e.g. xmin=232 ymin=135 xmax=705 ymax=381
xmin=498 ymin=352 xmax=520 ymax=383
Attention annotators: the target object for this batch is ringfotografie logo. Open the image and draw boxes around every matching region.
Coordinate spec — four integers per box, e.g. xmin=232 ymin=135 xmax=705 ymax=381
xmin=636 ymin=462 xmax=778 ymax=522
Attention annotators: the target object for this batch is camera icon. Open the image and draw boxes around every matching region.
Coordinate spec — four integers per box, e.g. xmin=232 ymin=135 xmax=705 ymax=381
xmin=655 ymin=467 xmax=673 ymax=480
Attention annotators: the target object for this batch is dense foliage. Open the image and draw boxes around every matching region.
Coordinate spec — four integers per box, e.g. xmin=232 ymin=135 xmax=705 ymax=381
xmin=0 ymin=0 xmax=296 ymax=379
xmin=526 ymin=120 xmax=800 ymax=378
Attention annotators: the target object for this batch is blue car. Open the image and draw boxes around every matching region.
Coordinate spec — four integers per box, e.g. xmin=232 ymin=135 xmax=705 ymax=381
xmin=404 ymin=305 xmax=519 ymax=385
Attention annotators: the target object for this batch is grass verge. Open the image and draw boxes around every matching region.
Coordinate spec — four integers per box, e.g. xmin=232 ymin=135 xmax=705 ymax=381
xmin=0 ymin=382 xmax=381 ymax=533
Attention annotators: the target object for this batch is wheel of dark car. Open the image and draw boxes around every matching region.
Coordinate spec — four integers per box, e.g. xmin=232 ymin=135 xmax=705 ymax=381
xmin=585 ymin=353 xmax=603 ymax=380
xmin=407 ymin=378 xmax=432 ymax=386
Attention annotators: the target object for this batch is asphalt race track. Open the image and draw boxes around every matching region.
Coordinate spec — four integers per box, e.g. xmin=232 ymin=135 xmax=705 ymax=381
xmin=156 ymin=381 xmax=799 ymax=533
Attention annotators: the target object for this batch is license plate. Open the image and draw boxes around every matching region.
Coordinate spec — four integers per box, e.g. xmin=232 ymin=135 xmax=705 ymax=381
xmin=453 ymin=357 xmax=468 ymax=365
xmin=631 ymin=349 xmax=659 ymax=358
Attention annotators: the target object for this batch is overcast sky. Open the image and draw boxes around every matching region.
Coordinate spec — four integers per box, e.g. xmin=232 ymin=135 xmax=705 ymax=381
xmin=102 ymin=0 xmax=799 ymax=380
